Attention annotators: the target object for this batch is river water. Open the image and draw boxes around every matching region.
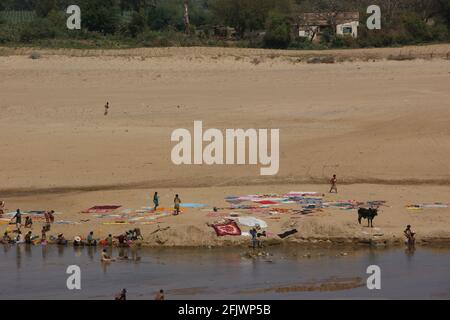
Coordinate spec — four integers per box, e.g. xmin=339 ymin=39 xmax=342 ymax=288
xmin=1 ymin=244 xmax=449 ymax=300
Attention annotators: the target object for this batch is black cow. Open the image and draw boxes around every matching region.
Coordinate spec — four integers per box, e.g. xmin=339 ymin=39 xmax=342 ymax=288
xmin=358 ymin=208 xmax=378 ymax=228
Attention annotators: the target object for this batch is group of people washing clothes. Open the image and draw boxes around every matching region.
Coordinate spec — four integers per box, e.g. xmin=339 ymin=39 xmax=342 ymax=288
xmin=73 ymin=229 xmax=143 ymax=247
xmin=1 ymin=208 xmax=56 ymax=245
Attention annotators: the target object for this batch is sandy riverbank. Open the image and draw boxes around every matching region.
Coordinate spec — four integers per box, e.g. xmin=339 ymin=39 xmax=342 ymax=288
xmin=1 ymin=184 xmax=450 ymax=247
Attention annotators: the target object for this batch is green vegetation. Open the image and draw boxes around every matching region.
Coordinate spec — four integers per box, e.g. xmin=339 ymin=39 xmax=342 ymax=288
xmin=0 ymin=0 xmax=449 ymax=49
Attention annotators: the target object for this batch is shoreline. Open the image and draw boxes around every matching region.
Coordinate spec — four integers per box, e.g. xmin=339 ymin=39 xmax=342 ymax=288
xmin=3 ymin=236 xmax=450 ymax=248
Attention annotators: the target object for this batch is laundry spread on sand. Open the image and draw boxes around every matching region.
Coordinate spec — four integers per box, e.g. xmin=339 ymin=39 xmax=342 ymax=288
xmin=225 ymin=192 xmax=361 ymax=214
xmin=180 ymin=203 xmax=206 ymax=208
xmin=80 ymin=205 xmax=190 ymax=225
xmin=233 ymin=216 xmax=268 ymax=228
xmin=212 ymin=220 xmax=242 ymax=236
xmin=55 ymin=220 xmax=80 ymax=225
xmin=406 ymin=203 xmax=449 ymax=211
xmin=83 ymin=205 xmax=122 ymax=214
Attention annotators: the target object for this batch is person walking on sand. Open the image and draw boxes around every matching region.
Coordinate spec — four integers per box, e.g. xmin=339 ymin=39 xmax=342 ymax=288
xmin=329 ymin=174 xmax=338 ymax=193
xmin=153 ymin=192 xmax=159 ymax=211
xmin=174 ymin=194 xmax=181 ymax=215
xmin=12 ymin=209 xmax=22 ymax=229
xmin=104 ymin=102 xmax=110 ymax=116
xmin=404 ymin=225 xmax=416 ymax=246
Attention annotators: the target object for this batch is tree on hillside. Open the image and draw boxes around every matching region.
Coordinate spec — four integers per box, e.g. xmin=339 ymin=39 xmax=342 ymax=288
xmin=147 ymin=0 xmax=184 ymax=30
xmin=78 ymin=0 xmax=121 ymax=34
xmin=183 ymin=0 xmax=190 ymax=33
xmin=441 ymin=0 xmax=450 ymax=26
xmin=211 ymin=0 xmax=293 ymax=36
xmin=35 ymin=0 xmax=57 ymax=17
xmin=263 ymin=11 xmax=292 ymax=48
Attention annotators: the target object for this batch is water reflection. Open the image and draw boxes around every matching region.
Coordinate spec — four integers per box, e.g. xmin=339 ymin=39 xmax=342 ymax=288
xmin=42 ymin=245 xmax=47 ymax=259
xmin=405 ymin=244 xmax=416 ymax=258
xmin=2 ymin=244 xmax=450 ymax=300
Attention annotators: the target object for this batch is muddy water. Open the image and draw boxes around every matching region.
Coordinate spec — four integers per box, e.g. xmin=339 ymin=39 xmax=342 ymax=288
xmin=0 ymin=244 xmax=449 ymax=300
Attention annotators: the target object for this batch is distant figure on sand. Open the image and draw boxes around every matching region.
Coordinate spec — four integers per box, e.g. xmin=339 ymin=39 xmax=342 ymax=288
xmin=153 ymin=192 xmax=159 ymax=211
xmin=329 ymin=174 xmax=338 ymax=193
xmin=174 ymin=194 xmax=181 ymax=215
xmin=155 ymin=289 xmax=165 ymax=300
xmin=404 ymin=225 xmax=416 ymax=246
xmin=104 ymin=102 xmax=110 ymax=116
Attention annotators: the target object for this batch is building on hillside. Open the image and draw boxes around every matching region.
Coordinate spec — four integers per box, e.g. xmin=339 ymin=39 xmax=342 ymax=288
xmin=296 ymin=12 xmax=360 ymax=42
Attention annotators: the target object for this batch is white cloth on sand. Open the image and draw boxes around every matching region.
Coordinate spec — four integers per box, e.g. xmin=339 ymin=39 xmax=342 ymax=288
xmin=236 ymin=217 xmax=268 ymax=228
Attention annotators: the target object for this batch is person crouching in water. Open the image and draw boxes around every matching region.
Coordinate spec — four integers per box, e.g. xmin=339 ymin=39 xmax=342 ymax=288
xmin=155 ymin=289 xmax=165 ymax=300
xmin=24 ymin=231 xmax=33 ymax=244
xmin=102 ymin=249 xmax=114 ymax=262
xmin=404 ymin=225 xmax=416 ymax=246
xmin=87 ymin=231 xmax=97 ymax=246
xmin=1 ymin=232 xmax=13 ymax=244
xmin=115 ymin=288 xmax=126 ymax=300
xmin=57 ymin=233 xmax=67 ymax=245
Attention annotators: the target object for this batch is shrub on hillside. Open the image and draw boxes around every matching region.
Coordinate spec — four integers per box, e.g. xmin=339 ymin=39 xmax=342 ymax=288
xmin=263 ymin=12 xmax=291 ymax=49
xmin=19 ymin=18 xmax=57 ymax=42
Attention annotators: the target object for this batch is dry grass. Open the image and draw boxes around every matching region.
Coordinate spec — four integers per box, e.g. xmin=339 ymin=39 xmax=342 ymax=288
xmin=0 ymin=44 xmax=449 ymax=64
xmin=387 ymin=53 xmax=416 ymax=61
